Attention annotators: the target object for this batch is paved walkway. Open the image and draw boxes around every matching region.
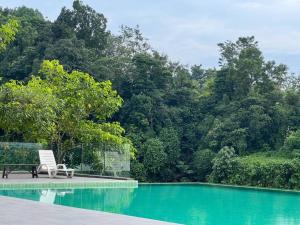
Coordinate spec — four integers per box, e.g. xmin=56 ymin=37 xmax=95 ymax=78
xmin=0 ymin=196 xmax=180 ymax=225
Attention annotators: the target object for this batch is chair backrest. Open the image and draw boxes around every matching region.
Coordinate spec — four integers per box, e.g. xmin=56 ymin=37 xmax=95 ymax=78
xmin=39 ymin=150 xmax=57 ymax=170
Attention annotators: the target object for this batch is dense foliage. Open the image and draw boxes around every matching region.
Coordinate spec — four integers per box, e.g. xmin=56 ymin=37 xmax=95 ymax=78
xmin=0 ymin=18 xmax=18 ymax=52
xmin=212 ymin=154 xmax=300 ymax=189
xmin=1 ymin=1 xmax=300 ymax=188
xmin=0 ymin=59 xmax=134 ymax=161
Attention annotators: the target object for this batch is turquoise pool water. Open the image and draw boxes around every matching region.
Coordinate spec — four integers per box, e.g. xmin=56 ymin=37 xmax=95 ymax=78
xmin=1 ymin=184 xmax=300 ymax=225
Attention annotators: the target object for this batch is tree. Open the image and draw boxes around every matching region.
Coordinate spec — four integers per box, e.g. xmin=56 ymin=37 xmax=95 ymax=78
xmin=0 ymin=7 xmax=49 ymax=81
xmin=0 ymin=60 xmax=134 ymax=161
xmin=142 ymin=138 xmax=167 ymax=178
xmin=91 ymin=25 xmax=151 ymax=92
xmin=215 ymin=36 xmax=287 ymax=101
xmin=44 ymin=38 xmax=95 ymax=73
xmin=159 ymin=127 xmax=180 ymax=165
xmin=104 ymin=25 xmax=151 ymax=58
xmin=0 ymin=18 xmax=19 ymax=52
xmin=121 ymin=94 xmax=154 ymax=132
xmin=53 ymin=0 xmax=108 ymax=52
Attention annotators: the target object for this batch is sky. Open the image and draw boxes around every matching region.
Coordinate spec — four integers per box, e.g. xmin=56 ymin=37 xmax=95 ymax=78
xmin=0 ymin=0 xmax=299 ymax=73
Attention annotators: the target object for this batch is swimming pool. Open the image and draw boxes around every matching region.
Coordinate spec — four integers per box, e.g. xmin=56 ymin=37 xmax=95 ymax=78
xmin=1 ymin=184 xmax=300 ymax=225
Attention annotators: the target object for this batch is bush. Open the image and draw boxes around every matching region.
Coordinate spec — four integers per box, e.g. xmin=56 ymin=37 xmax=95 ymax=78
xmin=192 ymin=149 xmax=215 ymax=181
xmin=130 ymin=160 xmax=147 ymax=182
xmin=226 ymin=156 xmax=300 ymax=189
xmin=209 ymin=146 xmax=236 ymax=183
xmin=282 ymin=130 xmax=300 ymax=151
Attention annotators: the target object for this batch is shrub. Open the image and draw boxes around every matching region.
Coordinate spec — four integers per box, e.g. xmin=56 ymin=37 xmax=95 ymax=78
xmin=227 ymin=156 xmax=300 ymax=189
xmin=209 ymin=146 xmax=236 ymax=183
xmin=192 ymin=149 xmax=215 ymax=181
xmin=282 ymin=130 xmax=300 ymax=151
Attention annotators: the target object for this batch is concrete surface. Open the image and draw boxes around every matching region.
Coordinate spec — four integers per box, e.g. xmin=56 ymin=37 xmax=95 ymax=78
xmin=0 ymin=195 xmax=180 ymax=225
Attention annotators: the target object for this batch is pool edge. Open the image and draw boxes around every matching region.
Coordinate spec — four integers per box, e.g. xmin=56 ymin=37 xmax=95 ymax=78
xmin=139 ymin=182 xmax=300 ymax=194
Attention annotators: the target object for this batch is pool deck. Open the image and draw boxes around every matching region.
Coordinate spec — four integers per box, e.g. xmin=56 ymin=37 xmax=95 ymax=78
xmin=0 ymin=174 xmax=138 ymax=189
xmin=0 ymin=195 xmax=180 ymax=225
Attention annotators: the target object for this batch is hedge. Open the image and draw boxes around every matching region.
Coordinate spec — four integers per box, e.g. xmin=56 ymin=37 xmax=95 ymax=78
xmin=223 ymin=156 xmax=300 ymax=189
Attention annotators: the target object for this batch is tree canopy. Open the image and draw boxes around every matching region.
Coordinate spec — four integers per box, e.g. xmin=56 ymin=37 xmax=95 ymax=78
xmin=0 ymin=60 xmax=134 ymax=161
xmin=0 ymin=18 xmax=19 ymax=52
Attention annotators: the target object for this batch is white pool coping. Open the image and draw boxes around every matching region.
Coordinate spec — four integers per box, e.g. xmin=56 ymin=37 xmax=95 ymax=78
xmin=0 ymin=174 xmax=138 ymax=189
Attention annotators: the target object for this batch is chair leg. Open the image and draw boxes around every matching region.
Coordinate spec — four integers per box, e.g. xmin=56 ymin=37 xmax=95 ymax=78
xmin=48 ymin=169 xmax=56 ymax=178
xmin=2 ymin=166 xmax=6 ymax=179
xmin=48 ymin=169 xmax=52 ymax=178
xmin=66 ymin=170 xmax=74 ymax=178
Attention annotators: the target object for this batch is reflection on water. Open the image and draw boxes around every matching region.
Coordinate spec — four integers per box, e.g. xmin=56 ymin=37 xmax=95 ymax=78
xmin=53 ymin=188 xmax=135 ymax=212
xmin=1 ymin=184 xmax=300 ymax=225
xmin=39 ymin=189 xmax=74 ymax=204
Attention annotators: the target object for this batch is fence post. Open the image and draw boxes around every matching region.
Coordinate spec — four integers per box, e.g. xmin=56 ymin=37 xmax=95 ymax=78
xmin=80 ymin=143 xmax=83 ymax=172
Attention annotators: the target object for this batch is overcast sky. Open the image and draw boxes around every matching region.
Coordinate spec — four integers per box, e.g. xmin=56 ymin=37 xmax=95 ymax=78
xmin=0 ymin=0 xmax=299 ymax=73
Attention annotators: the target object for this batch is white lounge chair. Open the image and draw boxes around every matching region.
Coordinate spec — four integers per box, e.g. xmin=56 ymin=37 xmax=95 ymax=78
xmin=38 ymin=150 xmax=74 ymax=178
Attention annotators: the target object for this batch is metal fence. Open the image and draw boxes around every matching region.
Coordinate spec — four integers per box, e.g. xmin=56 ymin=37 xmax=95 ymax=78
xmin=0 ymin=142 xmax=131 ymax=177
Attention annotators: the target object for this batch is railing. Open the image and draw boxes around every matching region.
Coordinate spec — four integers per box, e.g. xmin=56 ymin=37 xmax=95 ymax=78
xmin=0 ymin=142 xmax=43 ymax=164
xmin=0 ymin=142 xmax=131 ymax=177
xmin=64 ymin=143 xmax=131 ymax=177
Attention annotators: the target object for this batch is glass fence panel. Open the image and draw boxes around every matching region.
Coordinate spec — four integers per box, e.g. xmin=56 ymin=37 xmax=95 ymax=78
xmin=63 ymin=143 xmax=131 ymax=177
xmin=0 ymin=142 xmax=44 ymax=164
xmin=0 ymin=142 xmax=131 ymax=178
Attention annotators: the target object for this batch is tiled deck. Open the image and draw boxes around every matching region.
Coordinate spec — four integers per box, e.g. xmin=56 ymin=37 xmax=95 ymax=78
xmin=0 ymin=196 xmax=180 ymax=225
xmin=0 ymin=174 xmax=138 ymax=189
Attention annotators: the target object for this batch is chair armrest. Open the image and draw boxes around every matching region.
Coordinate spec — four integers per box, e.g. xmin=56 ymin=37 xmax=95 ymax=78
xmin=37 ymin=164 xmax=48 ymax=172
xmin=57 ymin=164 xmax=67 ymax=170
xmin=38 ymin=164 xmax=57 ymax=172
